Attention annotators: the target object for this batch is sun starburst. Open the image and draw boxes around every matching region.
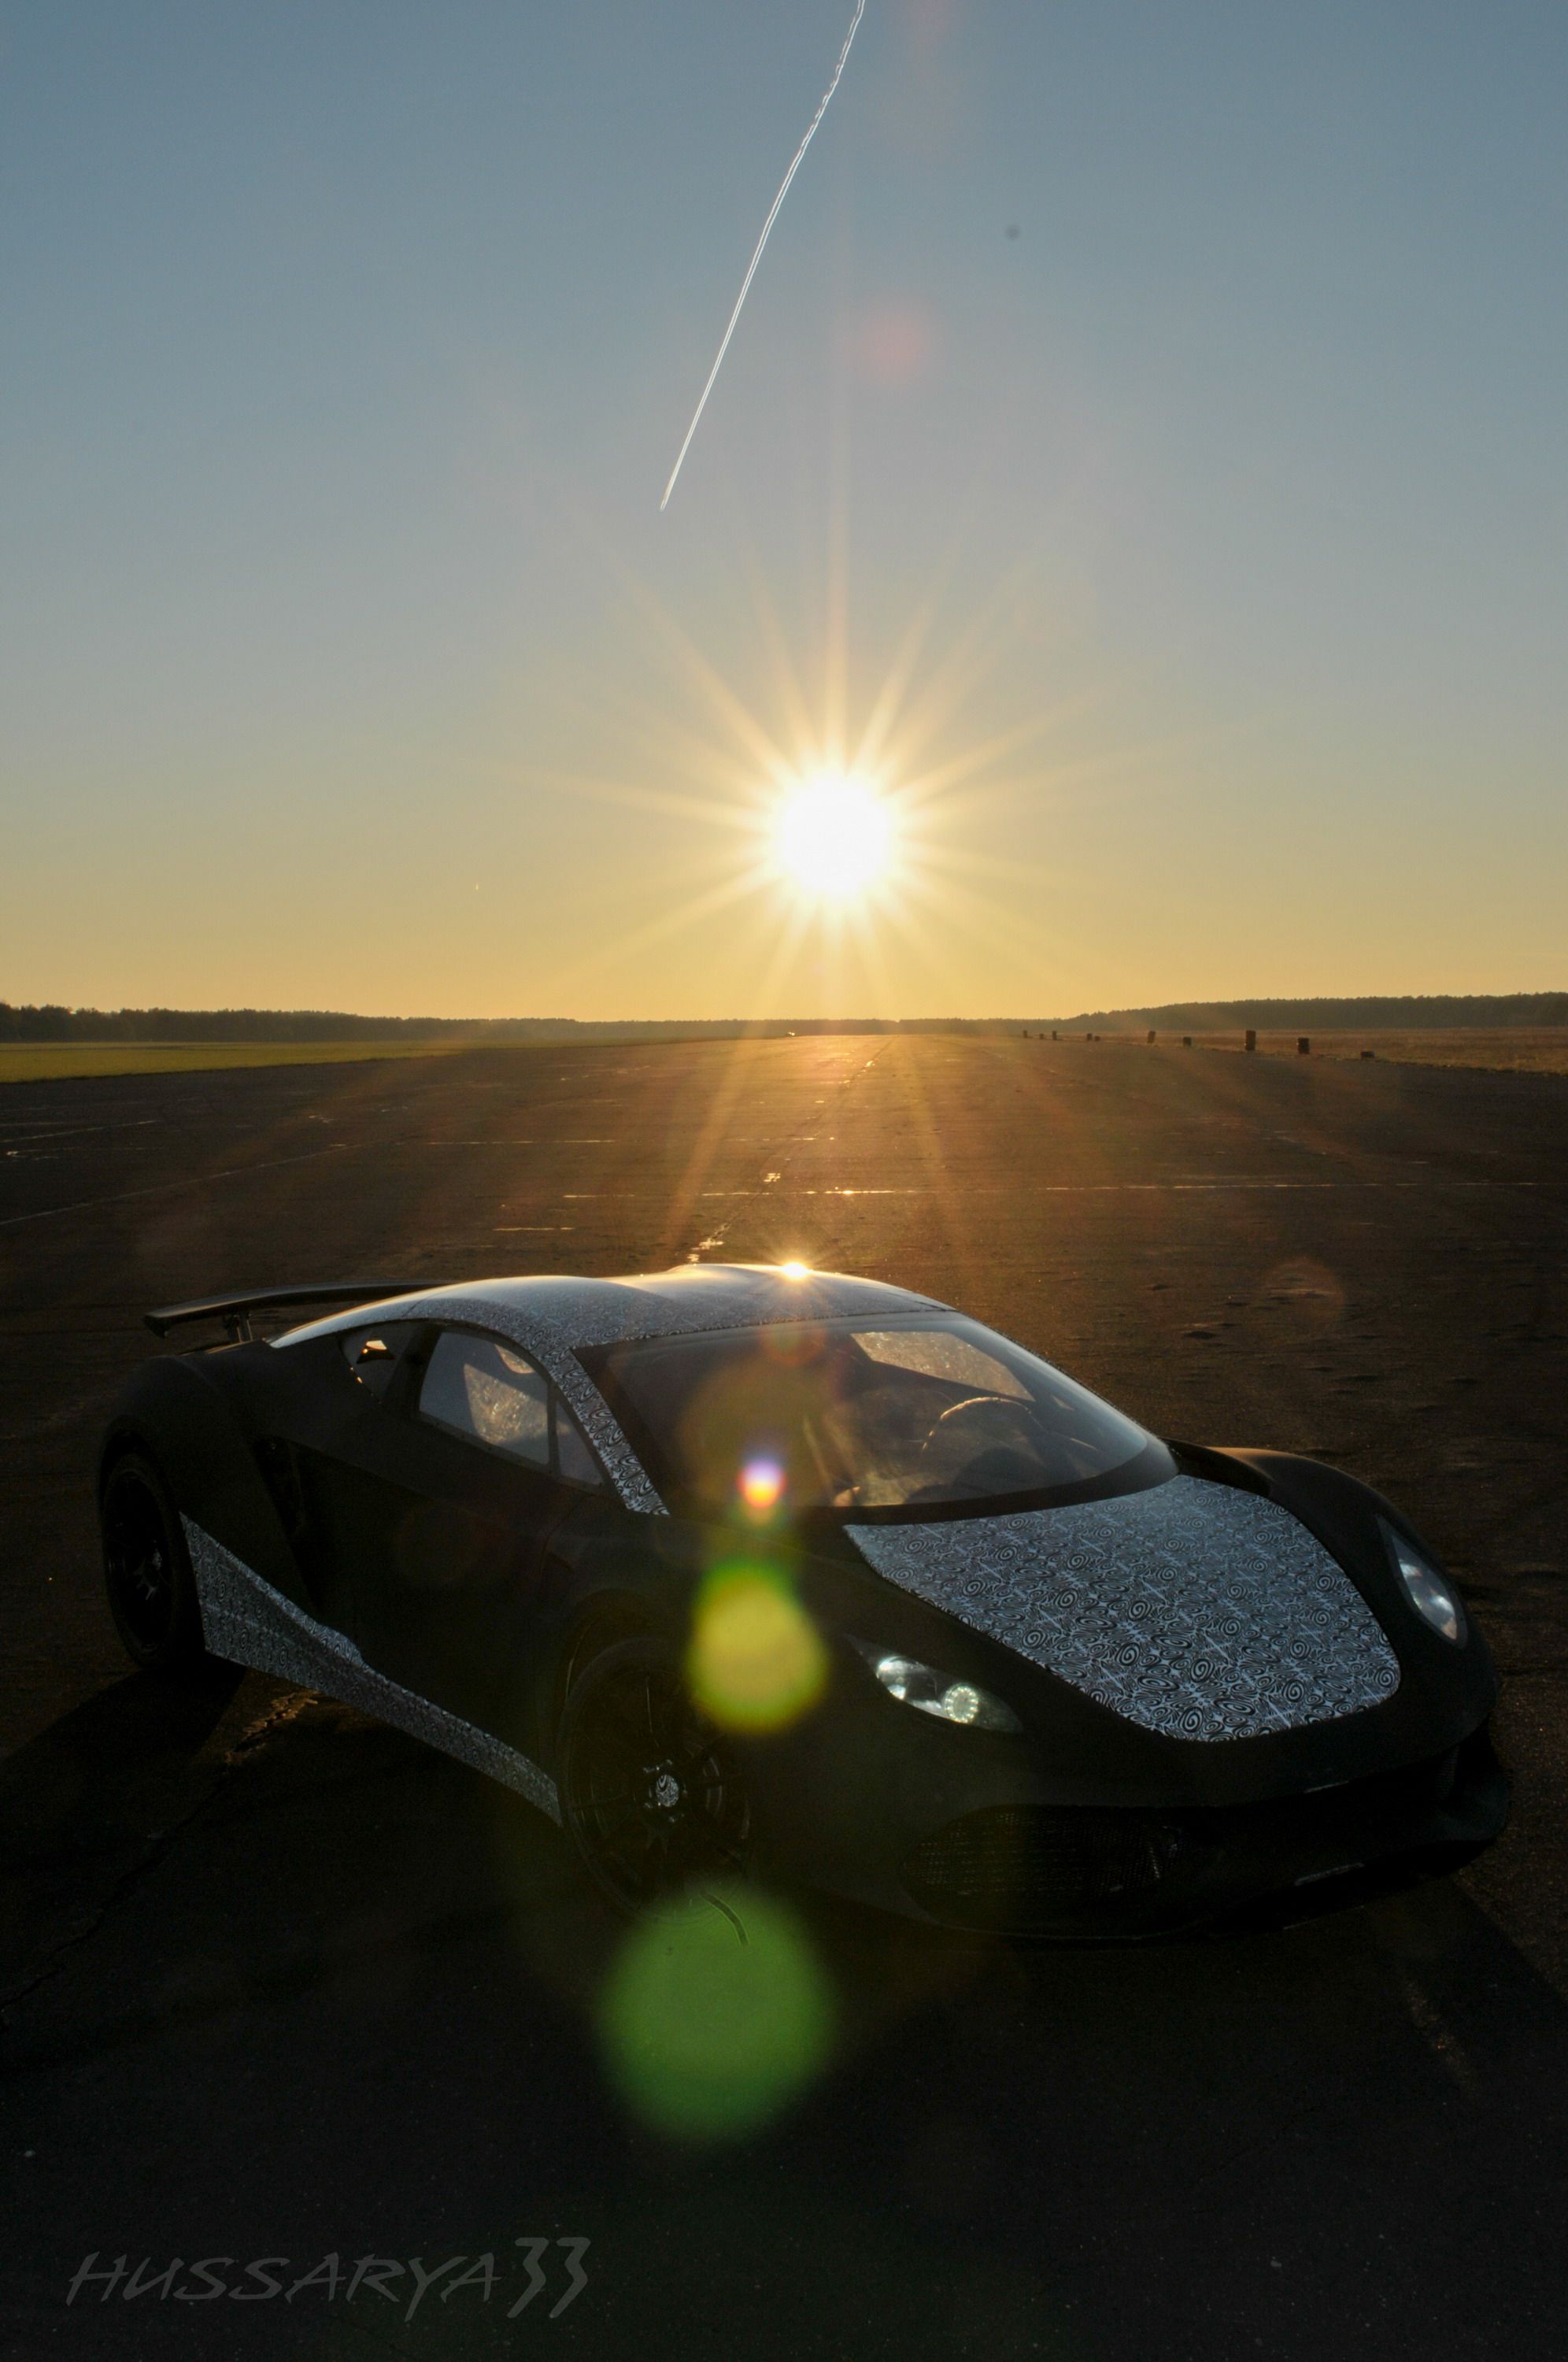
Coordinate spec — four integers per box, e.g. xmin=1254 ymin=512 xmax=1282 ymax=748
xmin=774 ymin=771 xmax=894 ymax=903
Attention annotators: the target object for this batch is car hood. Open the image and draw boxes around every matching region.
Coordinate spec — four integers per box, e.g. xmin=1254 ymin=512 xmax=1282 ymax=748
xmin=846 ymin=1474 xmax=1400 ymax=1742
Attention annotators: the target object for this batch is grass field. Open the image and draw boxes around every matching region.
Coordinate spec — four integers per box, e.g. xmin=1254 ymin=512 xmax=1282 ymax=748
xmin=1185 ymin=1027 xmax=1568 ymax=1072
xmin=0 ymin=1039 xmax=465 ymax=1085
xmin=5 ymin=1027 xmax=1568 ymax=1085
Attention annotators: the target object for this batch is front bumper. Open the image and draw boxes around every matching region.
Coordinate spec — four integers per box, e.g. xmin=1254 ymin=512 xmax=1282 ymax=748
xmin=894 ymin=1724 xmax=1508 ymax=1939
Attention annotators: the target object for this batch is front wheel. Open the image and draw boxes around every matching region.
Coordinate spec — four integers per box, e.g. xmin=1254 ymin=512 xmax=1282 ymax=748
xmin=557 ymin=1638 xmax=752 ymax=1914
xmin=100 ymin=1449 xmax=208 ymax=1674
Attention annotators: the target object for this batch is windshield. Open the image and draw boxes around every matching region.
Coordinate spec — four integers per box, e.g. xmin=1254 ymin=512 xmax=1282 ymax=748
xmin=582 ymin=1316 xmax=1159 ymax=1516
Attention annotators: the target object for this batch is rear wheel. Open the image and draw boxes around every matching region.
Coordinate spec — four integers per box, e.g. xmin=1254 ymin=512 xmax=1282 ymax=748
xmin=557 ymin=1638 xmax=752 ymax=1914
xmin=100 ymin=1450 xmax=207 ymax=1674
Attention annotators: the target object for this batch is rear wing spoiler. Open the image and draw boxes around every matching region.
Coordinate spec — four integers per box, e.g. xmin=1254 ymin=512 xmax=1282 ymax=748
xmin=145 ymin=1283 xmax=426 ymax=1343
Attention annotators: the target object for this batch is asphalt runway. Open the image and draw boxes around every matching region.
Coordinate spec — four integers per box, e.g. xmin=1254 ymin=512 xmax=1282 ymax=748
xmin=2 ymin=1036 xmax=1566 ymax=2358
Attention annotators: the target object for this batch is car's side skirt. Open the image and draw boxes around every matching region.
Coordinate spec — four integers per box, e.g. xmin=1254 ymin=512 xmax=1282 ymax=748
xmin=181 ymin=1516 xmax=561 ymax=1823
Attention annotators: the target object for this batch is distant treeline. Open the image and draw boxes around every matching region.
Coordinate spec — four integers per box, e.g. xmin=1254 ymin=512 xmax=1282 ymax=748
xmin=0 ymin=1004 xmax=923 ymax=1044
xmin=0 ymin=1005 xmax=742 ymax=1043
xmin=0 ymin=993 xmax=1563 ymax=1043
xmin=1053 ymin=994 xmax=1568 ymax=1033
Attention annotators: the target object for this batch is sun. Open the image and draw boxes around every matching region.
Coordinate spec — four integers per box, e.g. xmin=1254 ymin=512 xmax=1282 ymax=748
xmin=775 ymin=772 xmax=893 ymax=902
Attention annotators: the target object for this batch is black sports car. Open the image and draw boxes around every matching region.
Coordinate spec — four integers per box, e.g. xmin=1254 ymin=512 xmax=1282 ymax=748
xmin=98 ymin=1263 xmax=1505 ymax=1937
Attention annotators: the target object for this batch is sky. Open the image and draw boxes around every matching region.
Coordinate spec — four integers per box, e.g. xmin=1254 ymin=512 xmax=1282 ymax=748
xmin=2 ymin=0 xmax=1564 ymax=1021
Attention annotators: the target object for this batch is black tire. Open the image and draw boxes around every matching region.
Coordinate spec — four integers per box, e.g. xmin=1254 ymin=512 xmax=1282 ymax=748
xmin=557 ymin=1637 xmax=752 ymax=1914
xmin=100 ymin=1449 xmax=208 ymax=1674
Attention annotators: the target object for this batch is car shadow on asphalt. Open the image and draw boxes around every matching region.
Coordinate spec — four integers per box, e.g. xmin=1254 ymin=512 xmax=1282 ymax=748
xmin=4 ymin=1679 xmax=1566 ymax=2359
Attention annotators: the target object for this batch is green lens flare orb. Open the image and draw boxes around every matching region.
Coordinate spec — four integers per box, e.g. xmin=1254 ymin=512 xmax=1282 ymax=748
xmin=599 ymin=1886 xmax=834 ymax=2141
xmin=686 ymin=1561 xmax=827 ymax=1734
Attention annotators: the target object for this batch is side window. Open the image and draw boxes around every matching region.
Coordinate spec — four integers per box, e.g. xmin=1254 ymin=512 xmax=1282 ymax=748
xmin=340 ymin=1322 xmax=420 ymax=1400
xmin=419 ymin=1331 xmax=550 ymax=1472
xmin=554 ymin=1398 xmax=605 ymax=1490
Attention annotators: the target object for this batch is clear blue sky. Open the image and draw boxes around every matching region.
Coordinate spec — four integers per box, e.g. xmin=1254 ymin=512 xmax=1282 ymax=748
xmin=2 ymin=2 xmax=1563 ymax=1017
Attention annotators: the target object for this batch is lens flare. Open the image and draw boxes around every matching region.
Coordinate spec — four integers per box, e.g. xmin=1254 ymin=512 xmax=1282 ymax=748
xmin=759 ymin=1320 xmax=826 ymax=1368
xmin=599 ymin=1885 xmax=834 ymax=2141
xmin=779 ymin=1261 xmax=812 ymax=1280
xmin=775 ymin=772 xmax=893 ymax=901
xmin=687 ymin=1563 xmax=827 ymax=1733
xmin=738 ymin=1456 xmax=786 ymax=1519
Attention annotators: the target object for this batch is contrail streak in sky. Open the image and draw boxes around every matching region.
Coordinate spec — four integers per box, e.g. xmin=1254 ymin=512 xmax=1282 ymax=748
xmin=660 ymin=0 xmax=867 ymax=512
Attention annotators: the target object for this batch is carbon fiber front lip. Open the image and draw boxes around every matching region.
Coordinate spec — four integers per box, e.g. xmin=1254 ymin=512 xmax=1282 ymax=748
xmin=896 ymin=1728 xmax=1507 ymax=1937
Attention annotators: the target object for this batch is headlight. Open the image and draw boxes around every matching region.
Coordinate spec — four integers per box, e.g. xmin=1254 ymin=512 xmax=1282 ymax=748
xmin=1380 ymin=1520 xmax=1466 ymax=1646
xmin=851 ymin=1640 xmax=1022 ymax=1733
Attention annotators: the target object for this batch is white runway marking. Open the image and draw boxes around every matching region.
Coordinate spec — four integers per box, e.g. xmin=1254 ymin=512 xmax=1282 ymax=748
xmin=0 ymin=1147 xmax=349 ymax=1229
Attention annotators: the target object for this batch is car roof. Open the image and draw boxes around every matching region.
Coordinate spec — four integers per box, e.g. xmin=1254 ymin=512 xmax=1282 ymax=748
xmin=275 ymin=1263 xmax=948 ymax=1352
xmin=272 ymin=1264 xmax=954 ymax=1516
